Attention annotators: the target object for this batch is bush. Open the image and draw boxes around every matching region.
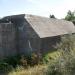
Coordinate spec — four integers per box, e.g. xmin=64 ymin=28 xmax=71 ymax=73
xmin=46 ymin=60 xmax=62 ymax=75
xmin=0 ymin=60 xmax=13 ymax=72
xmin=46 ymin=34 xmax=75 ymax=75
xmin=0 ymin=52 xmax=43 ymax=72
xmin=3 ymin=55 xmax=21 ymax=68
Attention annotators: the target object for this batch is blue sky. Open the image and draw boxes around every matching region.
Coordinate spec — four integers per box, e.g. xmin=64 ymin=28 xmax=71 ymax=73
xmin=0 ymin=0 xmax=75 ymax=18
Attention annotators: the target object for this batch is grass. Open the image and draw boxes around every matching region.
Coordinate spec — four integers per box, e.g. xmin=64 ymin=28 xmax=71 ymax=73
xmin=3 ymin=50 xmax=75 ymax=75
xmin=8 ymin=65 xmax=47 ymax=75
xmin=43 ymin=50 xmax=61 ymax=63
xmin=8 ymin=50 xmax=60 ymax=75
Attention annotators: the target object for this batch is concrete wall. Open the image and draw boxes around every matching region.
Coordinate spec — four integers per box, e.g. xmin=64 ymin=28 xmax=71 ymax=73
xmin=17 ymin=19 xmax=41 ymax=55
xmin=0 ymin=23 xmax=16 ymax=58
xmin=0 ymin=15 xmax=41 ymax=57
xmin=40 ymin=36 xmax=61 ymax=54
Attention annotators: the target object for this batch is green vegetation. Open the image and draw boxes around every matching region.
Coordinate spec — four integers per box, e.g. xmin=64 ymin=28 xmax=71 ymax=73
xmin=0 ymin=53 xmax=43 ymax=72
xmin=0 ymin=34 xmax=75 ymax=75
xmin=8 ymin=65 xmax=47 ymax=75
xmin=65 ymin=10 xmax=75 ymax=23
xmin=43 ymin=50 xmax=60 ymax=64
xmin=45 ymin=34 xmax=75 ymax=75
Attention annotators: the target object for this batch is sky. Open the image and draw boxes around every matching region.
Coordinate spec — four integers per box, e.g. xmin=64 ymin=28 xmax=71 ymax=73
xmin=0 ymin=0 xmax=75 ymax=19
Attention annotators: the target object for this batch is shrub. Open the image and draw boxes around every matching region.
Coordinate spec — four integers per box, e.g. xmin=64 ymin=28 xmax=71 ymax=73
xmin=0 ymin=60 xmax=13 ymax=72
xmin=30 ymin=53 xmax=43 ymax=65
xmin=20 ymin=55 xmax=27 ymax=67
xmin=0 ymin=52 xmax=43 ymax=72
xmin=46 ymin=34 xmax=75 ymax=75
xmin=3 ymin=55 xmax=21 ymax=68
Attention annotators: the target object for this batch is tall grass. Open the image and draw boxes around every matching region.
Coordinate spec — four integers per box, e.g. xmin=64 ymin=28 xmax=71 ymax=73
xmin=46 ymin=34 xmax=75 ymax=75
xmin=8 ymin=65 xmax=47 ymax=75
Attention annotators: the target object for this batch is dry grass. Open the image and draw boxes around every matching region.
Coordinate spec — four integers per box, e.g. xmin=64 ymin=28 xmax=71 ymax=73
xmin=8 ymin=65 xmax=47 ymax=75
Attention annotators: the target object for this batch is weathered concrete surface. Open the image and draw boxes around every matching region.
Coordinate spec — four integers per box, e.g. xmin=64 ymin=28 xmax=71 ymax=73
xmin=40 ymin=36 xmax=61 ymax=54
xmin=18 ymin=20 xmax=40 ymax=55
xmin=0 ymin=23 xmax=16 ymax=58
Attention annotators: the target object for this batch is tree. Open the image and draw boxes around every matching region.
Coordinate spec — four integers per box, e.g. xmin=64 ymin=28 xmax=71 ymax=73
xmin=65 ymin=10 xmax=75 ymax=25
xmin=50 ymin=14 xmax=56 ymax=19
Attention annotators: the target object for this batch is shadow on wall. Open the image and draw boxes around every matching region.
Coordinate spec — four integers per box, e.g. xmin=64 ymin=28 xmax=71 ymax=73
xmin=40 ymin=36 xmax=61 ymax=55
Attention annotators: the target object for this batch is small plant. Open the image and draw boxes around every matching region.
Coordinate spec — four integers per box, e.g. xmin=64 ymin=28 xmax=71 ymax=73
xmin=3 ymin=55 xmax=21 ymax=68
xmin=27 ymin=53 xmax=43 ymax=66
xmin=20 ymin=55 xmax=27 ymax=67
xmin=0 ymin=60 xmax=13 ymax=72
xmin=46 ymin=61 xmax=62 ymax=75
